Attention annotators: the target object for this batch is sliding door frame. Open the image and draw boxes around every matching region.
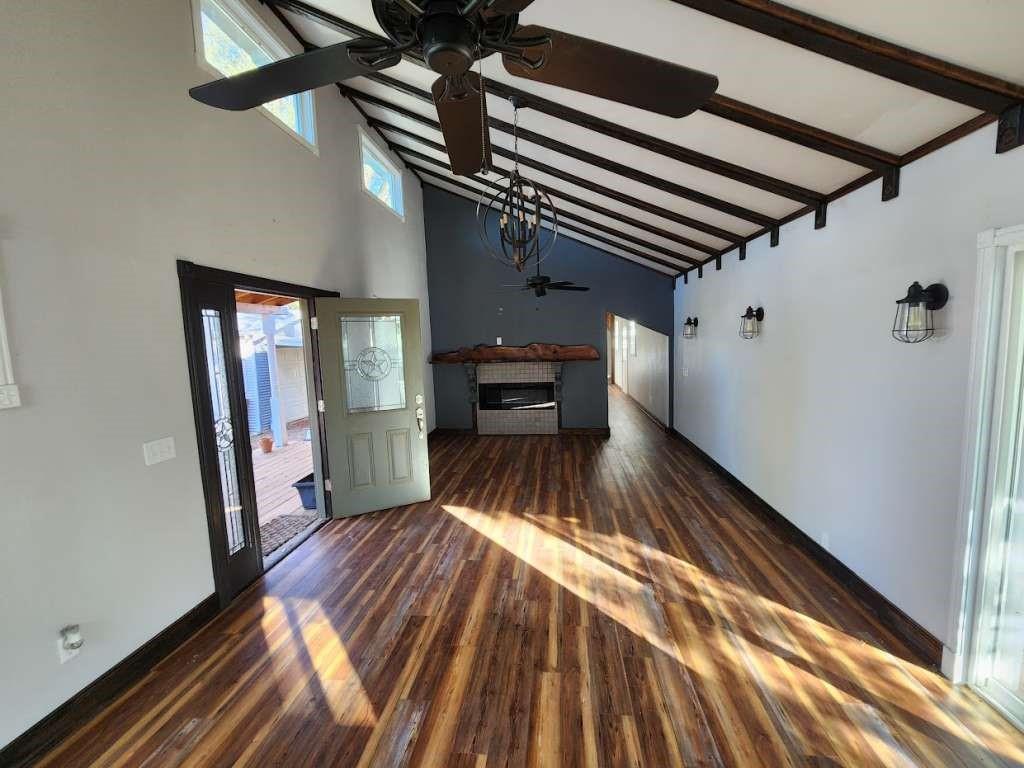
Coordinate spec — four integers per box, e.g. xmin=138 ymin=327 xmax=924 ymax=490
xmin=947 ymin=226 xmax=1024 ymax=726
xmin=177 ymin=260 xmax=339 ymax=606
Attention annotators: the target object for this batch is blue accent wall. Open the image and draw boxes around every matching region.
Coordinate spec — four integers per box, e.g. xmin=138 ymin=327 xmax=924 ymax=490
xmin=424 ymin=187 xmax=676 ymax=429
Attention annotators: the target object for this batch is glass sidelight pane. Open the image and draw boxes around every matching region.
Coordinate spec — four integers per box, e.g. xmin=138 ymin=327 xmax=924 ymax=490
xmin=201 ymin=309 xmax=246 ymax=555
xmin=340 ymin=314 xmax=406 ymax=413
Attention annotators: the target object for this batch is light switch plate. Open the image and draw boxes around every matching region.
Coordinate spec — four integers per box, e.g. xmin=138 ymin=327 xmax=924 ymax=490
xmin=143 ymin=437 xmax=176 ymax=466
xmin=496 ymin=336 xmax=502 ymax=345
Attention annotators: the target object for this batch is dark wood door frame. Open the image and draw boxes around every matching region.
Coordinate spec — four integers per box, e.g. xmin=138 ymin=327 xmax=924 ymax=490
xmin=177 ymin=261 xmax=340 ymax=606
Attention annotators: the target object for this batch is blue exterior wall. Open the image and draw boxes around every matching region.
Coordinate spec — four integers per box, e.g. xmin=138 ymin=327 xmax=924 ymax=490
xmin=424 ymin=187 xmax=675 ymax=430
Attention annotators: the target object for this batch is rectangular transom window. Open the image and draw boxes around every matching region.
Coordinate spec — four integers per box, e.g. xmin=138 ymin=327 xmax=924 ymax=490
xmin=193 ymin=0 xmax=317 ymax=149
xmin=359 ymin=129 xmax=405 ymax=219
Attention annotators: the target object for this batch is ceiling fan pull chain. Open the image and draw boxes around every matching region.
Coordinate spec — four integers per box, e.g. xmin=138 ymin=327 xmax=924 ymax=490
xmin=478 ymin=47 xmax=490 ymax=176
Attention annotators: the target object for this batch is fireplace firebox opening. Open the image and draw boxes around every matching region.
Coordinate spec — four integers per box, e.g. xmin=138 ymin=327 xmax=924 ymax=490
xmin=478 ymin=382 xmax=556 ymax=411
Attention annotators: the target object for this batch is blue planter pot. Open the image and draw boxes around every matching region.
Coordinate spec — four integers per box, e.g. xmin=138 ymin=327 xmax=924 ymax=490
xmin=292 ymin=473 xmax=317 ymax=510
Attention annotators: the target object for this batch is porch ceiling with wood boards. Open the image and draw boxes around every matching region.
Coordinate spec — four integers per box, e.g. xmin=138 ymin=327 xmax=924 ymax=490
xmin=263 ymin=0 xmax=1024 ymax=277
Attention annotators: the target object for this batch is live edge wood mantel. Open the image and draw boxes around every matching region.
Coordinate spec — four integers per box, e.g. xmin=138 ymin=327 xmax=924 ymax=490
xmin=430 ymin=343 xmax=600 ymax=364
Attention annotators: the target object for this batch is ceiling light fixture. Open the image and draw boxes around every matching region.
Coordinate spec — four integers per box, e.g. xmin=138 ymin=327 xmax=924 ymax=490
xmin=477 ymin=97 xmax=558 ymax=271
xmin=892 ymin=281 xmax=948 ymax=343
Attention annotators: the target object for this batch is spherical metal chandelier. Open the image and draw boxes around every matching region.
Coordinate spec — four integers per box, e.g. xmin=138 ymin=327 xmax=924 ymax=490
xmin=477 ymin=96 xmax=558 ymax=272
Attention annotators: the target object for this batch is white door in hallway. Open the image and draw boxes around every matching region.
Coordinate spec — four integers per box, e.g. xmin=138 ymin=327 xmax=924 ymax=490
xmin=316 ymin=299 xmax=431 ymax=517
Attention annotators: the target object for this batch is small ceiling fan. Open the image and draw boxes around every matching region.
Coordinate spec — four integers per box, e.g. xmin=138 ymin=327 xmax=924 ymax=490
xmin=189 ymin=0 xmax=719 ymax=176
xmin=504 ymin=257 xmax=590 ymax=297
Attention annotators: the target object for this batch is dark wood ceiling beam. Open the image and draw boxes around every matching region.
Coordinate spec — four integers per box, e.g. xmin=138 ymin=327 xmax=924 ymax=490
xmin=262 ymin=0 xmax=904 ymax=173
xmin=418 ymin=176 xmax=682 ymax=277
xmin=375 ymin=121 xmax=719 ymax=256
xmin=393 ymin=145 xmax=699 ymax=267
xmin=345 ymin=88 xmax=744 ymax=243
xmin=404 ymin=160 xmax=700 ymax=266
xmin=359 ymin=75 xmax=777 ymax=227
xmin=451 ymin=79 xmax=824 ymax=205
xmin=701 ymin=94 xmax=899 ymax=172
xmin=669 ymin=0 xmax=1024 ymax=115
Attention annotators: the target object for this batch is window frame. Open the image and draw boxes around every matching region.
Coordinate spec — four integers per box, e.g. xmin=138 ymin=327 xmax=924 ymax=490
xmin=190 ymin=0 xmax=318 ymax=154
xmin=357 ymin=126 xmax=406 ymax=221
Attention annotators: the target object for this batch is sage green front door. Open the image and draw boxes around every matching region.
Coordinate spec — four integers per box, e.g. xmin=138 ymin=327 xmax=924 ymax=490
xmin=316 ymin=298 xmax=431 ymax=517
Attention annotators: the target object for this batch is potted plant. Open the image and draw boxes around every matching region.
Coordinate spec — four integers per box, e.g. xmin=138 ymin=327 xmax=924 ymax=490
xmin=258 ymin=434 xmax=274 ymax=453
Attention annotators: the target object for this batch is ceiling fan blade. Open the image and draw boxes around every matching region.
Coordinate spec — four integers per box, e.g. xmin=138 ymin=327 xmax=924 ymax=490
xmin=546 ymin=281 xmax=575 ymax=288
xmin=484 ymin=0 xmax=538 ymax=15
xmin=190 ymin=38 xmax=399 ymax=111
xmin=431 ymin=73 xmax=492 ymax=176
xmin=503 ymin=26 xmax=718 ymax=118
xmin=549 ymin=285 xmax=591 ymax=292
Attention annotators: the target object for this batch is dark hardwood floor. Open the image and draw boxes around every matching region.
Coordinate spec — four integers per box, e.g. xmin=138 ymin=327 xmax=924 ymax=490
xmin=39 ymin=387 xmax=1024 ymax=767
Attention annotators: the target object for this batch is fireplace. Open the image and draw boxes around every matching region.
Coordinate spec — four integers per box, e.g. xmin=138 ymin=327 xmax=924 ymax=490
xmin=472 ymin=362 xmax=561 ymax=435
xmin=478 ymin=382 xmax=556 ymax=411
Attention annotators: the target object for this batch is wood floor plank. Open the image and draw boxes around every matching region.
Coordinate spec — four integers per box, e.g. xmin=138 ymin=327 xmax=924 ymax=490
xmin=36 ymin=387 xmax=1024 ymax=767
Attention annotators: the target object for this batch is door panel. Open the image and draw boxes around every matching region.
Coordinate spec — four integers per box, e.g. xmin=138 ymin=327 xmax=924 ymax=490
xmin=181 ymin=278 xmax=262 ymax=603
xmin=317 ymin=298 xmax=430 ymax=517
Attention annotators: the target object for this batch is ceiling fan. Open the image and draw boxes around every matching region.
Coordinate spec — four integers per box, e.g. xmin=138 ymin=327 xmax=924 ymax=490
xmin=504 ymin=257 xmax=590 ymax=297
xmin=189 ymin=0 xmax=719 ymax=175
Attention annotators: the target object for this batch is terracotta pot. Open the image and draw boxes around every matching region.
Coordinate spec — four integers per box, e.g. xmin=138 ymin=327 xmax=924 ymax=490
xmin=258 ymin=435 xmax=274 ymax=453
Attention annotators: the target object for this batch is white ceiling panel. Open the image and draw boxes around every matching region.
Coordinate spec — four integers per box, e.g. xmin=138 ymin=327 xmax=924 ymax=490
xmin=490 ymin=130 xmax=761 ymax=237
xmin=512 ymin=0 xmax=979 ymax=153
xmin=510 ymin=107 xmax=804 ymax=217
xmin=783 ymin=0 xmax=1024 ymax=85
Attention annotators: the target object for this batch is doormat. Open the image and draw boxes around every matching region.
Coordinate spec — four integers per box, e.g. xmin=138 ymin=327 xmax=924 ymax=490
xmin=260 ymin=514 xmax=319 ymax=556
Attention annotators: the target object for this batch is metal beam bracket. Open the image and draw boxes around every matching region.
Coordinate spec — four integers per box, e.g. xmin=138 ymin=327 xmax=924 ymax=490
xmin=739 ymin=242 xmax=747 ymax=261
xmin=881 ymin=166 xmax=901 ymax=201
xmin=814 ymin=202 xmax=828 ymax=230
xmin=997 ymin=104 xmax=1024 ymax=154
xmin=769 ymin=227 xmax=779 ymax=248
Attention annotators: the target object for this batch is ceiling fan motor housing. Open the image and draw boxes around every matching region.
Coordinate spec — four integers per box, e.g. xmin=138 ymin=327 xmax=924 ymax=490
xmin=420 ymin=3 xmax=477 ymax=76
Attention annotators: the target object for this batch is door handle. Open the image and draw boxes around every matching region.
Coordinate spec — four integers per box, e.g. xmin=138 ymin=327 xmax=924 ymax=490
xmin=416 ymin=406 xmax=425 ymax=438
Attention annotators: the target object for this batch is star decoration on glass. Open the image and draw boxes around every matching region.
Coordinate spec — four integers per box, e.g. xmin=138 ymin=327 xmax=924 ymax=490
xmin=355 ymin=346 xmax=393 ymax=381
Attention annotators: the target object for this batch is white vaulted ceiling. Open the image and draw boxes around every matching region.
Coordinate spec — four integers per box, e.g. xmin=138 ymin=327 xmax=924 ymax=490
xmin=264 ymin=0 xmax=1024 ymax=276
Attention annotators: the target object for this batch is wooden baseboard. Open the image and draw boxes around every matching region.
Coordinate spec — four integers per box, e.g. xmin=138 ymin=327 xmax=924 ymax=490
xmin=560 ymin=427 xmax=612 ymax=437
xmin=428 ymin=427 xmax=475 ymax=437
xmin=0 ymin=594 xmax=220 ymax=767
xmin=670 ymin=429 xmax=943 ymax=669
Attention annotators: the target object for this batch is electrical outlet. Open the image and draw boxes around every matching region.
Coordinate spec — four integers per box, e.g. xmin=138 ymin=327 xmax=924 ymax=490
xmin=57 ymin=638 xmax=80 ymax=664
xmin=681 ymin=367 xmax=689 ymax=377
xmin=143 ymin=437 xmax=176 ymax=466
xmin=496 ymin=336 xmax=502 ymax=345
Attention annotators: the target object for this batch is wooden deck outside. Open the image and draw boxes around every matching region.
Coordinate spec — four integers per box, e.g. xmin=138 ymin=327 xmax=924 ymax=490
xmin=250 ymin=423 xmax=315 ymax=526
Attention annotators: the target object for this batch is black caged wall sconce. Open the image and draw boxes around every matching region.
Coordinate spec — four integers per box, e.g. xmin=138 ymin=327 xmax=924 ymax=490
xmin=892 ymin=282 xmax=948 ymax=343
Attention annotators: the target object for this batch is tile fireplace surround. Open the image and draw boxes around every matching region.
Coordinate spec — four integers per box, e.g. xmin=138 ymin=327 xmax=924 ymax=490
xmin=471 ymin=362 xmax=561 ymax=435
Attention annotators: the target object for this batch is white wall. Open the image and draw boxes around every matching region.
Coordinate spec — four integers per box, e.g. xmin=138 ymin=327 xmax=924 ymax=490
xmin=276 ymin=346 xmax=310 ymax=424
xmin=674 ymin=123 xmax=1024 ymax=648
xmin=617 ymin=317 xmax=670 ymax=425
xmin=0 ymin=0 xmax=433 ymax=748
